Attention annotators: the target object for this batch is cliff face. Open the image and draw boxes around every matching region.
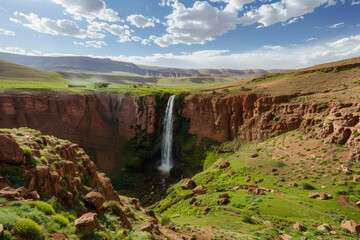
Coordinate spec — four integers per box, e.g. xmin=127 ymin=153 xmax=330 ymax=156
xmin=182 ymin=93 xmax=360 ymax=160
xmin=0 ymin=92 xmax=157 ymax=173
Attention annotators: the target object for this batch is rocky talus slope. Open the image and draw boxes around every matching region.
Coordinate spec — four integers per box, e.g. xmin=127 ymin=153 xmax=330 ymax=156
xmin=0 ymin=128 xmax=185 ymax=239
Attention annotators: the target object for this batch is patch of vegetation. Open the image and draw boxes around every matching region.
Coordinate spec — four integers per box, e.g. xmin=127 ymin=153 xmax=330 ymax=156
xmin=27 ymin=201 xmax=55 ymax=215
xmin=14 ymin=219 xmax=42 ymax=240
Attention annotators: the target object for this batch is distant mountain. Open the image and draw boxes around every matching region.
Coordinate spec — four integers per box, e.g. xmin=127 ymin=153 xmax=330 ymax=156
xmin=0 ymin=52 xmax=281 ymax=78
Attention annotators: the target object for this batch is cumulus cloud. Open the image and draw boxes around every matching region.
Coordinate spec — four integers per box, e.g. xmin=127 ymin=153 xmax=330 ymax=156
xmin=9 ymin=17 xmax=21 ymax=24
xmin=329 ymin=22 xmax=344 ymax=28
xmin=0 ymin=47 xmax=27 ymax=55
xmin=239 ymin=0 xmax=335 ymax=27
xmin=0 ymin=28 xmax=15 ymax=36
xmin=14 ymin=12 xmax=104 ymax=39
xmin=352 ymin=1 xmax=360 ymax=5
xmin=151 ymin=0 xmax=341 ymax=47
xmin=263 ymin=45 xmax=284 ymax=50
xmin=150 ymin=1 xmax=238 ymax=47
xmin=74 ymin=40 xmax=107 ymax=48
xmin=51 ymin=0 xmax=119 ymax=22
xmin=127 ymin=14 xmax=158 ymax=28
xmin=87 ymin=21 xmax=131 ymax=42
xmin=110 ymin=34 xmax=360 ymax=70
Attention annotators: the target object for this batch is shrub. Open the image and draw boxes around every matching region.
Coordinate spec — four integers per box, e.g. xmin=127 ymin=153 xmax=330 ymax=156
xmin=27 ymin=201 xmax=55 ymax=215
xmin=0 ymin=212 xmax=20 ymax=228
xmin=94 ymin=82 xmax=110 ymax=88
xmin=15 ymin=131 xmax=25 ymax=136
xmin=33 ymin=138 xmax=43 ymax=144
xmin=302 ymin=182 xmax=316 ymax=190
xmin=22 ymin=147 xmax=32 ymax=158
xmin=160 ymin=216 xmax=170 ymax=226
xmin=0 ymin=230 xmax=12 ymax=240
xmin=40 ymin=156 xmax=48 ymax=165
xmin=0 ymin=197 xmax=6 ymax=206
xmin=51 ymin=214 xmax=69 ymax=227
xmin=354 ymin=132 xmax=360 ymax=137
xmin=241 ymin=214 xmax=254 ymax=224
xmin=14 ymin=219 xmax=42 ymax=240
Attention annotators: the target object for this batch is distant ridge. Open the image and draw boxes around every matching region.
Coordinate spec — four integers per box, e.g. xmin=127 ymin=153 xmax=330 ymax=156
xmin=0 ymin=52 xmax=281 ymax=78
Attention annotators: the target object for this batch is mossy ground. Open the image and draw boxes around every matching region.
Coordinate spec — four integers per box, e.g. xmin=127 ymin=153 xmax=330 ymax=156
xmin=151 ymin=130 xmax=360 ymax=239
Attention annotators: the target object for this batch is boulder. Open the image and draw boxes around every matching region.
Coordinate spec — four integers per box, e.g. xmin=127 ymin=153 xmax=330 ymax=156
xmin=0 ymin=134 xmax=23 ymax=164
xmin=356 ymin=200 xmax=360 ymax=207
xmin=219 ymin=193 xmax=229 ymax=199
xmin=251 ymin=153 xmax=259 ymax=158
xmin=271 ymin=168 xmax=278 ymax=172
xmin=16 ymin=186 xmax=29 ymax=198
xmin=317 ymin=224 xmax=331 ymax=231
xmin=181 ymin=179 xmax=197 ymax=190
xmin=145 ymin=217 xmax=158 ymax=225
xmin=245 ymin=176 xmax=251 ymax=182
xmin=247 ymin=187 xmax=265 ymax=195
xmin=74 ymin=213 xmax=100 ymax=233
xmin=219 ymin=161 xmax=230 ymax=169
xmin=84 ymin=192 xmax=105 ymax=211
xmin=353 ymin=175 xmax=360 ymax=182
xmin=309 ymin=192 xmax=330 ymax=200
xmin=228 ymin=171 xmax=234 ymax=176
xmin=202 ymin=206 xmax=210 ymax=215
xmin=288 ymin=182 xmax=298 ymax=187
xmin=0 ymin=224 xmax=3 ymax=238
xmin=193 ymin=186 xmax=208 ymax=195
xmin=217 ymin=198 xmax=229 ymax=205
xmin=0 ymin=187 xmax=20 ymax=198
xmin=141 ymin=223 xmax=153 ymax=233
xmin=231 ymin=186 xmax=241 ymax=191
xmin=143 ymin=209 xmax=157 ymax=219
xmin=130 ymin=198 xmax=140 ymax=210
xmin=341 ymin=220 xmax=360 ymax=234
xmin=293 ymin=223 xmax=305 ymax=232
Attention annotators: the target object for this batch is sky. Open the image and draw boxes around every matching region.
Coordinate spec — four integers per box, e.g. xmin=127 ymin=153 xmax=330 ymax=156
xmin=0 ymin=0 xmax=359 ymax=70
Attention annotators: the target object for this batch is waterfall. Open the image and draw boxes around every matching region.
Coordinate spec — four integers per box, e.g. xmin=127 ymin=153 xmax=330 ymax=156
xmin=157 ymin=95 xmax=176 ymax=174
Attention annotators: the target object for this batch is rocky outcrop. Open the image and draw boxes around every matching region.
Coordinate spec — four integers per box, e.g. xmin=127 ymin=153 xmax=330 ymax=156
xmin=341 ymin=220 xmax=360 ymax=234
xmin=0 ymin=92 xmax=157 ymax=173
xmin=74 ymin=213 xmax=101 ymax=233
xmin=181 ymin=179 xmax=197 ymax=190
xmin=84 ymin=192 xmax=105 ymax=211
xmin=309 ymin=193 xmax=331 ymax=200
xmin=0 ymin=134 xmax=23 ymax=164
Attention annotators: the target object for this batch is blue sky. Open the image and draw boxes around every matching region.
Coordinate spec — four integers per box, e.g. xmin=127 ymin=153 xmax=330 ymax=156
xmin=0 ymin=0 xmax=359 ymax=69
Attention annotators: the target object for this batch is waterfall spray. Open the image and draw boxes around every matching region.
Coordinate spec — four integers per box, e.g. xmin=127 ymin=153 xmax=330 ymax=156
xmin=157 ymin=95 xmax=176 ymax=174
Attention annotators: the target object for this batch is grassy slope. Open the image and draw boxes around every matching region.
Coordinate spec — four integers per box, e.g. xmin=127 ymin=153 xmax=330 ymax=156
xmin=152 ymin=130 xmax=360 ymax=239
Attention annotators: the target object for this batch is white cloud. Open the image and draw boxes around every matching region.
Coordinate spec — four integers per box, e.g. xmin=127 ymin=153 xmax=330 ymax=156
xmin=74 ymin=40 xmax=107 ymax=48
xmin=329 ymin=22 xmax=344 ymax=28
xmin=263 ymin=45 xmax=284 ymax=50
xmin=14 ymin=12 xmax=104 ymax=39
xmin=127 ymin=14 xmax=157 ymax=28
xmin=352 ymin=1 xmax=360 ymax=5
xmin=239 ymin=0 xmax=336 ymax=27
xmin=109 ymin=34 xmax=360 ymax=70
xmin=0 ymin=28 xmax=15 ymax=36
xmin=150 ymin=1 xmax=238 ymax=47
xmin=306 ymin=37 xmax=318 ymax=41
xmin=87 ymin=21 xmax=131 ymax=42
xmin=51 ymin=0 xmax=119 ymax=22
xmin=0 ymin=47 xmax=27 ymax=55
xmin=9 ymin=17 xmax=21 ymax=24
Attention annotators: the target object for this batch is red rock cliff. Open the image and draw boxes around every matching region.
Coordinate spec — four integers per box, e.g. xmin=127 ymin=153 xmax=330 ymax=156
xmin=0 ymin=92 xmax=157 ymax=173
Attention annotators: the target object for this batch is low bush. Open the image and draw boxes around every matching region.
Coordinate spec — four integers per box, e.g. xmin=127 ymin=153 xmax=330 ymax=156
xmin=28 ymin=201 xmax=55 ymax=215
xmin=14 ymin=219 xmax=42 ymax=240
xmin=51 ymin=214 xmax=70 ymax=227
xmin=22 ymin=147 xmax=32 ymax=158
xmin=160 ymin=216 xmax=170 ymax=226
xmin=302 ymin=182 xmax=316 ymax=190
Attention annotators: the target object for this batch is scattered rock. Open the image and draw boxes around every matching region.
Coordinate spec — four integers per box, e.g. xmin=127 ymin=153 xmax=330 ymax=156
xmin=143 ymin=209 xmax=157 ymax=219
xmin=356 ymin=200 xmax=360 ymax=207
xmin=340 ymin=164 xmax=351 ymax=173
xmin=141 ymin=223 xmax=154 ymax=233
xmin=189 ymin=198 xmax=197 ymax=205
xmin=264 ymin=221 xmax=276 ymax=228
xmin=181 ymin=179 xmax=197 ymax=190
xmin=219 ymin=193 xmax=229 ymax=199
xmin=74 ymin=213 xmax=100 ymax=233
xmin=353 ymin=175 xmax=360 ymax=182
xmin=217 ymin=198 xmax=229 ymax=205
xmin=84 ymin=192 xmax=105 ymax=211
xmin=341 ymin=220 xmax=360 ymax=234
xmin=303 ymin=176 xmax=308 ymax=180
xmin=251 ymin=153 xmax=259 ymax=158
xmin=321 ymin=186 xmax=327 ymax=189
xmin=145 ymin=217 xmax=158 ymax=225
xmin=228 ymin=171 xmax=234 ymax=176
xmin=202 ymin=206 xmax=210 ymax=215
xmin=288 ymin=182 xmax=298 ymax=187
xmin=130 ymin=198 xmax=140 ymax=210
xmin=309 ymin=192 xmax=331 ymax=200
xmin=247 ymin=186 xmax=265 ymax=195
xmin=0 ymin=187 xmax=20 ymax=198
xmin=329 ymin=230 xmax=337 ymax=235
xmin=193 ymin=186 xmax=208 ymax=195
xmin=0 ymin=134 xmax=24 ymax=164
xmin=52 ymin=233 xmax=69 ymax=240
xmin=219 ymin=161 xmax=230 ymax=169
xmin=231 ymin=186 xmax=241 ymax=191
xmin=0 ymin=224 xmax=3 ymax=238
xmin=245 ymin=176 xmax=251 ymax=182
xmin=271 ymin=168 xmax=278 ymax=172
xmin=293 ymin=223 xmax=305 ymax=232
xmin=205 ymin=178 xmax=213 ymax=184
xmin=317 ymin=224 xmax=331 ymax=231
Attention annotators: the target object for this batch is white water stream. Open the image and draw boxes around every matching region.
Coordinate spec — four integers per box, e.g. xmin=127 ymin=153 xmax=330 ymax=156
xmin=157 ymin=95 xmax=176 ymax=174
